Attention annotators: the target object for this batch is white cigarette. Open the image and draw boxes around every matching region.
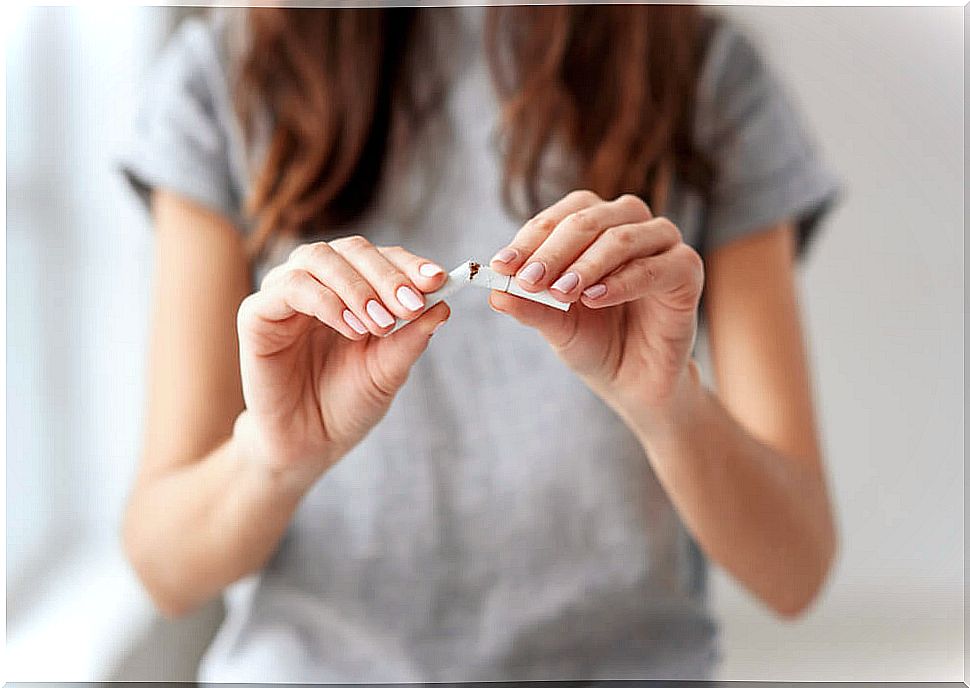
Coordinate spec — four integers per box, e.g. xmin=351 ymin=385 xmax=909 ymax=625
xmin=467 ymin=263 xmax=571 ymax=311
xmin=390 ymin=258 xmax=570 ymax=334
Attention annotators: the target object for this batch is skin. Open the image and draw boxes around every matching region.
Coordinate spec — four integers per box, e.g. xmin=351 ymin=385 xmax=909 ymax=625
xmin=124 ymin=188 xmax=836 ymax=619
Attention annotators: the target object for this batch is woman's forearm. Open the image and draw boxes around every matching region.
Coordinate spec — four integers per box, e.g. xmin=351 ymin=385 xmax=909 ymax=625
xmin=628 ymin=361 xmax=836 ymax=617
xmin=123 ymin=420 xmax=306 ymax=617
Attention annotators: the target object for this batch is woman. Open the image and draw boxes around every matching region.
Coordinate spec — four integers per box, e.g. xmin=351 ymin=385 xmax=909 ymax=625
xmin=121 ymin=5 xmax=839 ymax=682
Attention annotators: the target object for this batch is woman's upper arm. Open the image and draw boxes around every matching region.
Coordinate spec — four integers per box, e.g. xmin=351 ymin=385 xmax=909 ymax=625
xmin=139 ymin=189 xmax=251 ymax=479
xmin=702 ymin=223 xmax=824 ymax=474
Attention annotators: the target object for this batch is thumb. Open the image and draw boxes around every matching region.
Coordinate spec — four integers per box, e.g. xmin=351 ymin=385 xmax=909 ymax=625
xmin=488 ymin=290 xmax=575 ymax=347
xmin=366 ymin=302 xmax=450 ymax=394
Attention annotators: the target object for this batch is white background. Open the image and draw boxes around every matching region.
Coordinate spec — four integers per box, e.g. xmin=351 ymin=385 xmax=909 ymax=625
xmin=5 ymin=4 xmax=964 ymax=682
xmin=708 ymin=7 xmax=964 ymax=680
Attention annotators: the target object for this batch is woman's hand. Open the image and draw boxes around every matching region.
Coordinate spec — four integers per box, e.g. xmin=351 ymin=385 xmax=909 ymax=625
xmin=488 ymin=190 xmax=704 ymax=427
xmin=234 ymin=237 xmax=450 ymax=490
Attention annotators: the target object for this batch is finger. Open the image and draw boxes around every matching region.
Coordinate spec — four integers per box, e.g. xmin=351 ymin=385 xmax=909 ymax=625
xmin=580 ymin=243 xmax=705 ymax=310
xmin=330 ymin=235 xmax=428 ymax=321
xmin=288 ymin=241 xmax=391 ymax=336
xmin=488 ymin=189 xmax=602 ymax=276
xmin=550 ymin=217 xmax=682 ymax=303
xmin=488 ymin=287 xmax=570 ymax=330
xmin=377 ymin=245 xmax=448 ymax=294
xmin=488 ymin=290 xmax=575 ymax=347
xmin=258 ymin=262 xmax=289 ymax=291
xmin=238 ymin=269 xmax=367 ymax=354
xmin=367 ymin=302 xmax=451 ymax=395
xmin=514 ymin=194 xmax=654 ymax=294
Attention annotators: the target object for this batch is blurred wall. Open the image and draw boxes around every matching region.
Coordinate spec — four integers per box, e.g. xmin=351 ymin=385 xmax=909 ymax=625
xmin=7 ymin=5 xmax=161 ymax=597
xmin=710 ymin=5 xmax=963 ymax=680
xmin=5 ymin=4 xmax=964 ymax=682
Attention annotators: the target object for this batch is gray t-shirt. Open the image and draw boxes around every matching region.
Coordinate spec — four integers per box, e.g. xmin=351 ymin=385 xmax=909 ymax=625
xmin=121 ymin=7 xmax=840 ymax=682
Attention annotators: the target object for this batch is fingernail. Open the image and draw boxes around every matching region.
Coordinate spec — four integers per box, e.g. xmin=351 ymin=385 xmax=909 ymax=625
xmin=366 ymin=300 xmax=395 ymax=328
xmin=491 ymin=247 xmax=518 ymax=264
xmin=419 ymin=262 xmax=444 ymax=277
xmin=583 ymin=283 xmax=608 ymax=299
xmin=343 ymin=309 xmax=368 ymax=335
xmin=518 ymin=261 xmax=545 ymax=284
xmin=551 ymin=271 xmax=580 ymax=294
xmin=396 ymin=285 xmax=425 ymax=312
xmin=430 ymin=320 xmax=447 ymax=336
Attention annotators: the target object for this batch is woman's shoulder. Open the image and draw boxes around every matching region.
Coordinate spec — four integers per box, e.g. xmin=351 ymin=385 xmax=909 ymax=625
xmin=153 ymin=10 xmax=243 ymax=105
xmin=696 ymin=14 xmax=779 ymax=116
xmin=120 ymin=9 xmax=252 ymax=229
xmin=691 ymin=13 xmax=843 ymax=257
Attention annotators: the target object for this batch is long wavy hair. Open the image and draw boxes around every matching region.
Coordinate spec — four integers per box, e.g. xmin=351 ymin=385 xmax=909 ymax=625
xmin=234 ymin=5 xmax=714 ymax=258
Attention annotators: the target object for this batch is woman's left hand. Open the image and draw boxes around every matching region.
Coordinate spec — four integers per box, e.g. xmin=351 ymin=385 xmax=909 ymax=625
xmin=488 ymin=190 xmax=704 ymax=426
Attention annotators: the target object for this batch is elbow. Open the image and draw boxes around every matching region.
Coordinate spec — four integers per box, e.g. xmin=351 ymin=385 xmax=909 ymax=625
xmin=145 ymin=589 xmax=197 ymax=621
xmin=771 ymin=586 xmax=822 ymax=620
xmin=770 ymin=524 xmax=839 ymax=620
xmin=122 ymin=504 xmax=200 ymax=620
xmin=143 ymin=582 xmax=198 ymax=621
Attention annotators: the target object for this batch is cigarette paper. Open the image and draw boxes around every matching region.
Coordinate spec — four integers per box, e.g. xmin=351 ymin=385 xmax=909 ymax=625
xmin=467 ymin=263 xmax=571 ymax=311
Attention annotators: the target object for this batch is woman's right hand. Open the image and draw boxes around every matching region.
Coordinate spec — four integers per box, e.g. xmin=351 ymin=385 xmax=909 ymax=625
xmin=233 ymin=236 xmax=450 ymax=491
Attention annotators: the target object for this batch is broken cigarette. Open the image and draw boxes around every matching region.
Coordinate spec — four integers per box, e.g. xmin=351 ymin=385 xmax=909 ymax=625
xmin=465 ymin=261 xmax=571 ymax=311
xmin=390 ymin=259 xmax=570 ymax=333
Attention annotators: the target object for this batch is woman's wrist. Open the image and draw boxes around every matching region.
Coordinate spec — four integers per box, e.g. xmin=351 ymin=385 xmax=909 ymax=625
xmin=229 ymin=411 xmax=323 ymax=500
xmin=614 ymin=359 xmax=709 ymax=453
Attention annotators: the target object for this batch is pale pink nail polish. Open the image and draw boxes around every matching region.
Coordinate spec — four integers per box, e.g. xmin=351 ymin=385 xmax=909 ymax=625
xmin=396 ymin=285 xmax=425 ymax=311
xmin=419 ymin=262 xmax=444 ymax=277
xmin=491 ymin=247 xmax=518 ymax=264
xmin=343 ymin=309 xmax=368 ymax=335
xmin=551 ymin=272 xmax=580 ymax=293
xmin=366 ymin=300 xmax=395 ymax=328
xmin=518 ymin=261 xmax=545 ymax=284
xmin=583 ymin=283 xmax=608 ymax=299
xmin=430 ymin=320 xmax=447 ymax=336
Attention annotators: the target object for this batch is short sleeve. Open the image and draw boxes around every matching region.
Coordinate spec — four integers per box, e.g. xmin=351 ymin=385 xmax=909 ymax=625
xmin=695 ymin=21 xmax=843 ymax=257
xmin=119 ymin=16 xmax=244 ymax=225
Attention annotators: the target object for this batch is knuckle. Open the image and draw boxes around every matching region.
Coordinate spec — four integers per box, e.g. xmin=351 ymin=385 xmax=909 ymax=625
xmin=236 ymin=293 xmax=264 ymax=335
xmin=236 ymin=293 xmax=258 ymax=324
xmin=569 ymin=259 xmax=596 ymax=282
xmin=526 ymin=214 xmax=557 ymax=236
xmin=333 ymin=234 xmax=371 ymax=252
xmin=259 ymin=265 xmax=282 ymax=290
xmin=346 ymin=234 xmax=371 ymax=250
xmin=312 ymin=283 xmax=335 ymax=309
xmin=380 ymin=268 xmax=406 ymax=293
xmin=288 ymin=243 xmax=310 ymax=262
xmin=566 ymin=210 xmax=597 ymax=235
xmin=369 ymin=258 xmax=403 ymax=284
xmin=608 ymin=223 xmax=639 ymax=249
xmin=654 ymin=217 xmax=683 ymax=243
xmin=301 ymin=241 xmax=333 ymax=263
xmin=281 ymin=268 xmax=307 ymax=291
xmin=343 ymin=272 xmax=373 ymax=302
xmin=616 ymin=193 xmax=649 ymax=215
xmin=677 ymin=243 xmax=705 ymax=282
xmin=568 ymin=189 xmax=600 ymax=205
xmin=367 ymin=357 xmax=409 ymax=398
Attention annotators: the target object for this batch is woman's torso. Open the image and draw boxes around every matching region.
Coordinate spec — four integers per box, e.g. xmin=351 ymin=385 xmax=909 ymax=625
xmin=189 ymin=7 xmax=717 ymax=682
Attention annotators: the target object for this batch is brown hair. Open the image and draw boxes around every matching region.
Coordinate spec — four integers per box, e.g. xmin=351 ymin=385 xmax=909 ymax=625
xmin=235 ymin=5 xmax=713 ymax=258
